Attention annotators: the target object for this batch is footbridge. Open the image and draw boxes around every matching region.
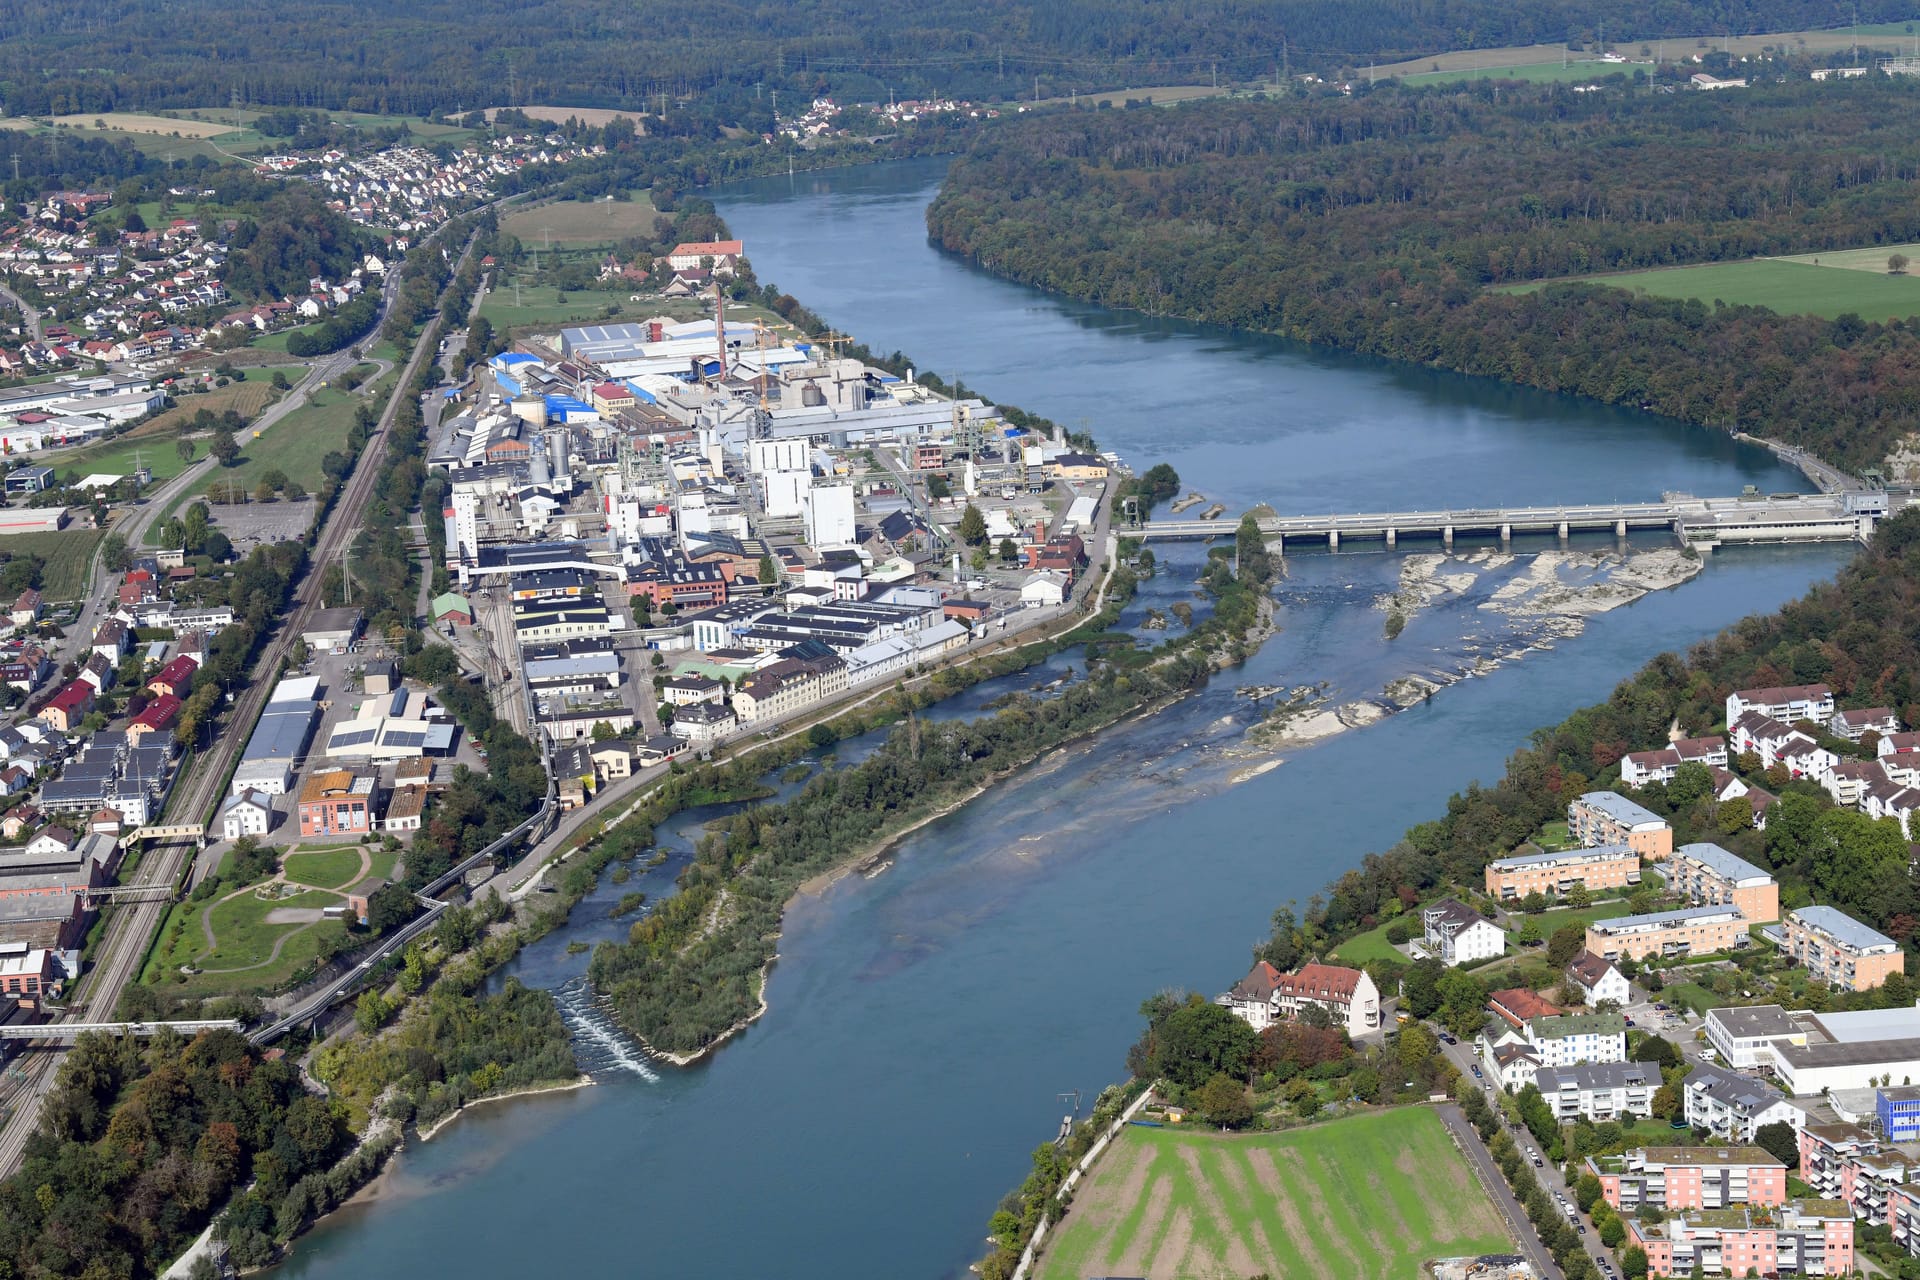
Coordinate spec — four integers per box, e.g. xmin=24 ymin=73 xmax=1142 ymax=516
xmin=0 ymin=1019 xmax=242 ymax=1041
xmin=80 ymin=883 xmax=177 ymax=904
xmin=1136 ymin=490 xmax=1892 ymax=550
xmin=126 ymin=823 xmax=206 ymax=850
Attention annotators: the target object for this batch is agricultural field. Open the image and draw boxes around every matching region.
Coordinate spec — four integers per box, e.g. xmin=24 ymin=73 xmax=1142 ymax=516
xmin=476 ymin=280 xmax=658 ymax=331
xmin=470 ymin=105 xmax=650 ymax=129
xmin=1403 ymin=59 xmax=1647 ymax=85
xmin=504 ymin=191 xmax=659 ymax=248
xmin=1375 ymin=21 xmax=1920 ymax=80
xmin=1506 ymin=258 xmax=1920 ymax=323
xmin=1036 ymin=1109 xmax=1509 ymax=1280
xmin=0 ymin=529 xmax=106 ymax=601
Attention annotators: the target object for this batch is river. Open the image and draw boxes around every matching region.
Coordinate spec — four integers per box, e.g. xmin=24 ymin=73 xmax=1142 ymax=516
xmin=273 ymin=157 xmax=1852 ymax=1280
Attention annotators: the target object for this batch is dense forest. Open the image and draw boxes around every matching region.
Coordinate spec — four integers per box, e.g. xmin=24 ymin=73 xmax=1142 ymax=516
xmin=1262 ymin=507 xmax=1920 ymax=979
xmin=0 ymin=1029 xmax=343 ymax=1279
xmin=0 ymin=0 xmax=1912 ymax=119
xmin=927 ymin=78 xmax=1920 ymax=471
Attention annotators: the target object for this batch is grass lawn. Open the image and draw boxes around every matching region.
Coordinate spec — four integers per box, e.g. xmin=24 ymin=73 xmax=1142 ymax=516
xmin=1505 ymin=258 xmax=1920 ymax=323
xmin=505 ymin=190 xmax=658 ymax=248
xmin=1527 ymin=899 xmax=1637 ymax=937
xmin=1774 ymin=242 xmax=1920 ymax=273
xmin=248 ymin=324 xmax=330 ymax=354
xmin=1331 ymin=918 xmax=1410 ymax=966
xmin=476 ymin=281 xmax=648 ymax=331
xmin=140 ymin=884 xmax=351 ymax=997
xmin=281 ymin=848 xmax=368 ymax=890
xmin=1404 ymin=59 xmax=1645 ymax=85
xmin=1536 ymin=820 xmax=1572 ymax=850
xmin=0 ymin=528 xmax=105 ymax=601
xmin=1037 ymin=1109 xmax=1510 ymax=1280
xmin=207 ymin=386 xmax=367 ymax=494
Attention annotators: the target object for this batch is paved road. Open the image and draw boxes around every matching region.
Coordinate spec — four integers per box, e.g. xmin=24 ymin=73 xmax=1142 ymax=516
xmin=1437 ymin=1102 xmax=1565 ymax=1280
xmin=0 ymin=229 xmax=479 ymax=1176
xmin=0 ymin=281 xmax=43 ymax=344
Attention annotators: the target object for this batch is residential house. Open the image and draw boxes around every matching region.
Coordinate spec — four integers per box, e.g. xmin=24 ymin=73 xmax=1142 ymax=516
xmin=382 ymin=785 xmax=426 ymax=833
xmin=1683 ymin=1062 xmax=1806 ymax=1142
xmin=219 ymin=789 xmax=274 ymax=841
xmin=1421 ymin=898 xmax=1505 ymax=966
xmin=1488 ymin=987 xmax=1563 ymax=1030
xmin=1566 ymin=950 xmax=1632 ymax=1008
xmin=146 ymin=654 xmax=197 ymax=699
xmin=38 ymin=680 xmax=93 ymax=732
xmin=1525 ymin=1012 xmax=1628 ymax=1068
xmin=124 ymin=694 xmax=180 ymax=746
xmin=8 ymin=590 xmax=40 ymax=630
xmin=1620 ymin=734 xmax=1730 ymax=788
xmin=669 ymin=700 xmax=736 ymax=744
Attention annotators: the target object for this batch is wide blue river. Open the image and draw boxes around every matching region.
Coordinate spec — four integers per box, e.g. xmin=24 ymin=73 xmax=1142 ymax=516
xmin=275 ymin=157 xmax=1851 ymax=1279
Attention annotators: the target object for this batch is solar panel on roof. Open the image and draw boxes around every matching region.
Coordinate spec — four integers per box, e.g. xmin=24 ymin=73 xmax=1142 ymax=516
xmin=330 ymin=727 xmax=378 ymax=747
xmin=384 ymin=730 xmax=427 ymax=749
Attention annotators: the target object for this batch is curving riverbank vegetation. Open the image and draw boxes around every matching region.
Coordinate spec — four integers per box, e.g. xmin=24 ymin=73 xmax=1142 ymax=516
xmin=587 ymin=519 xmax=1278 ymax=1057
xmin=926 ymin=78 xmax=1920 ymax=473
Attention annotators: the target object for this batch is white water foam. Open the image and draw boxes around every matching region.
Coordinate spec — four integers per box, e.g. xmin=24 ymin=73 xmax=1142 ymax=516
xmin=552 ymin=975 xmax=659 ymax=1081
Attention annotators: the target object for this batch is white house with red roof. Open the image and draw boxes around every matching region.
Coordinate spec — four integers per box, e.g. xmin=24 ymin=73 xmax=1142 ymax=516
xmin=1218 ymin=960 xmax=1380 ymax=1037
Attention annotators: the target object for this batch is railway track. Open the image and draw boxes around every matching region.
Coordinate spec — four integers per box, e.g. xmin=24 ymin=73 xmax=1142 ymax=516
xmin=0 ymin=227 xmax=483 ymax=1177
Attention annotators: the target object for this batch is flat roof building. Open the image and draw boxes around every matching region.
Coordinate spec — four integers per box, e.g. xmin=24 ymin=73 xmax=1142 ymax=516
xmin=1785 ymin=905 xmax=1904 ymax=992
xmin=1669 ymin=841 xmax=1779 ymax=924
xmin=1588 ymin=1146 xmax=1788 ymax=1214
xmin=1568 ymin=791 xmax=1674 ymax=860
xmin=1484 ymin=843 xmax=1640 ymax=900
xmin=1586 ymin=904 xmax=1748 ymax=963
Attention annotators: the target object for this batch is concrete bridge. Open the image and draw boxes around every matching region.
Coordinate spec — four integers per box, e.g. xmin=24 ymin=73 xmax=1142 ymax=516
xmin=1136 ymin=490 xmax=1891 ymax=551
xmin=80 ymin=883 xmax=177 ymax=904
xmin=0 ymin=1019 xmax=242 ymax=1041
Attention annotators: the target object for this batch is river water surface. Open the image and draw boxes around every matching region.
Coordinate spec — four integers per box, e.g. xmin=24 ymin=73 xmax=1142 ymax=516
xmin=275 ymin=157 xmax=1853 ymax=1280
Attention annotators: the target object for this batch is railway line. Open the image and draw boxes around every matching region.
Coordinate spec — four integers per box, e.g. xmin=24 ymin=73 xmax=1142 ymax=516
xmin=0 ymin=226 xmax=484 ymax=1177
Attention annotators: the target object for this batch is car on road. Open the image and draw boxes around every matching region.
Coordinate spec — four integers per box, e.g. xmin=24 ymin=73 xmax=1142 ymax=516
xmin=1440 ymin=1032 xmax=1456 ymax=1044
xmin=1469 ymin=1064 xmax=1482 ymax=1078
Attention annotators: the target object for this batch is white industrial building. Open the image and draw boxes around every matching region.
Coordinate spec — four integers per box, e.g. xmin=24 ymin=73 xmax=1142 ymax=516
xmin=1707 ymin=1003 xmax=1920 ymax=1096
xmin=804 ymin=482 xmax=857 ymax=550
xmin=230 ymin=677 xmax=321 ymax=796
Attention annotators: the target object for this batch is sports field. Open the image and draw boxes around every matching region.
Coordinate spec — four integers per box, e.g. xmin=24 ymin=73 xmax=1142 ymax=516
xmin=504 ymin=191 xmax=658 ymax=248
xmin=1508 ymin=258 xmax=1920 ymax=322
xmin=1036 ymin=1108 xmax=1510 ymax=1280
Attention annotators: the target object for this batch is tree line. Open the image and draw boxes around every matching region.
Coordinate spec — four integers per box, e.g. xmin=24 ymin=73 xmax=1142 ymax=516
xmin=3 ymin=0 xmax=1916 ymax=122
xmin=928 ymin=78 xmax=1920 ymax=471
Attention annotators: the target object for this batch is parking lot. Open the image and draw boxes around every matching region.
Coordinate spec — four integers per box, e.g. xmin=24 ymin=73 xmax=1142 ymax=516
xmin=207 ymin=495 xmax=316 ymax=551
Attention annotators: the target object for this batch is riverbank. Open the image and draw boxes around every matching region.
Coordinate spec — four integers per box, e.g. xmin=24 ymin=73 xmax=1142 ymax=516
xmin=414 ymin=1076 xmax=595 ymax=1143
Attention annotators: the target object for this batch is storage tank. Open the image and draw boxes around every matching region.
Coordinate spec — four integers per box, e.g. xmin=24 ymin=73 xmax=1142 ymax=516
xmin=511 ymin=396 xmax=544 ymax=427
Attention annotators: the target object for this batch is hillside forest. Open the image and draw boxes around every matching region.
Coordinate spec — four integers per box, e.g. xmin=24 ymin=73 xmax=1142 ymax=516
xmin=927 ymin=77 xmax=1920 ymax=472
xmin=1 ymin=0 xmax=1916 ymax=120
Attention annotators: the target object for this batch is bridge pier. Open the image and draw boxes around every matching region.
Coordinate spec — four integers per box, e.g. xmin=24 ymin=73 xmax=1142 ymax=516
xmin=1557 ymin=521 xmax=1569 ymax=543
xmin=1443 ymin=525 xmax=1453 ymax=548
xmin=1384 ymin=527 xmax=1395 ymax=548
xmin=1499 ymin=523 xmax=1511 ymax=545
xmin=1615 ymin=518 xmax=1627 ymax=537
xmin=1327 ymin=529 xmax=1339 ymax=550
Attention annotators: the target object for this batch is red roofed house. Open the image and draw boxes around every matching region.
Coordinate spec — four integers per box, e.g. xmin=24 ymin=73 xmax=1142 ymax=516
xmin=1218 ymin=959 xmax=1381 ymax=1037
xmin=124 ymin=693 xmax=181 ymax=745
xmin=147 ymin=655 xmax=198 ymax=699
xmin=1490 ymin=987 xmax=1566 ymax=1030
xmin=589 ymin=381 xmax=636 ymax=413
xmin=663 ymin=239 xmax=745 ymax=273
xmin=39 ymin=680 xmax=94 ymax=733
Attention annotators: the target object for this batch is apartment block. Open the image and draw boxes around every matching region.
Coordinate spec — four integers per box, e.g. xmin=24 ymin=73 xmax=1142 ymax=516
xmin=1532 ymin=1061 xmax=1660 ymax=1122
xmin=1785 ymin=905 xmax=1905 ymax=992
xmin=1668 ymin=842 xmax=1779 ymax=924
xmin=1483 ymin=843 xmax=1640 ymax=900
xmin=1421 ymin=898 xmax=1506 ymax=966
xmin=1585 ymin=904 xmax=1747 ymax=963
xmin=1799 ymin=1123 xmax=1919 ymax=1225
xmin=1589 ymin=1147 xmax=1788 ymax=1213
xmin=1568 ymin=791 xmax=1674 ymax=859
xmin=1629 ymin=1200 xmax=1853 ymax=1278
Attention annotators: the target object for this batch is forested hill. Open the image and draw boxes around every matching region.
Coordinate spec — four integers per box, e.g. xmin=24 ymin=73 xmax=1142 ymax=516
xmin=0 ymin=0 xmax=1911 ymax=119
xmin=925 ymin=79 xmax=1920 ymax=471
